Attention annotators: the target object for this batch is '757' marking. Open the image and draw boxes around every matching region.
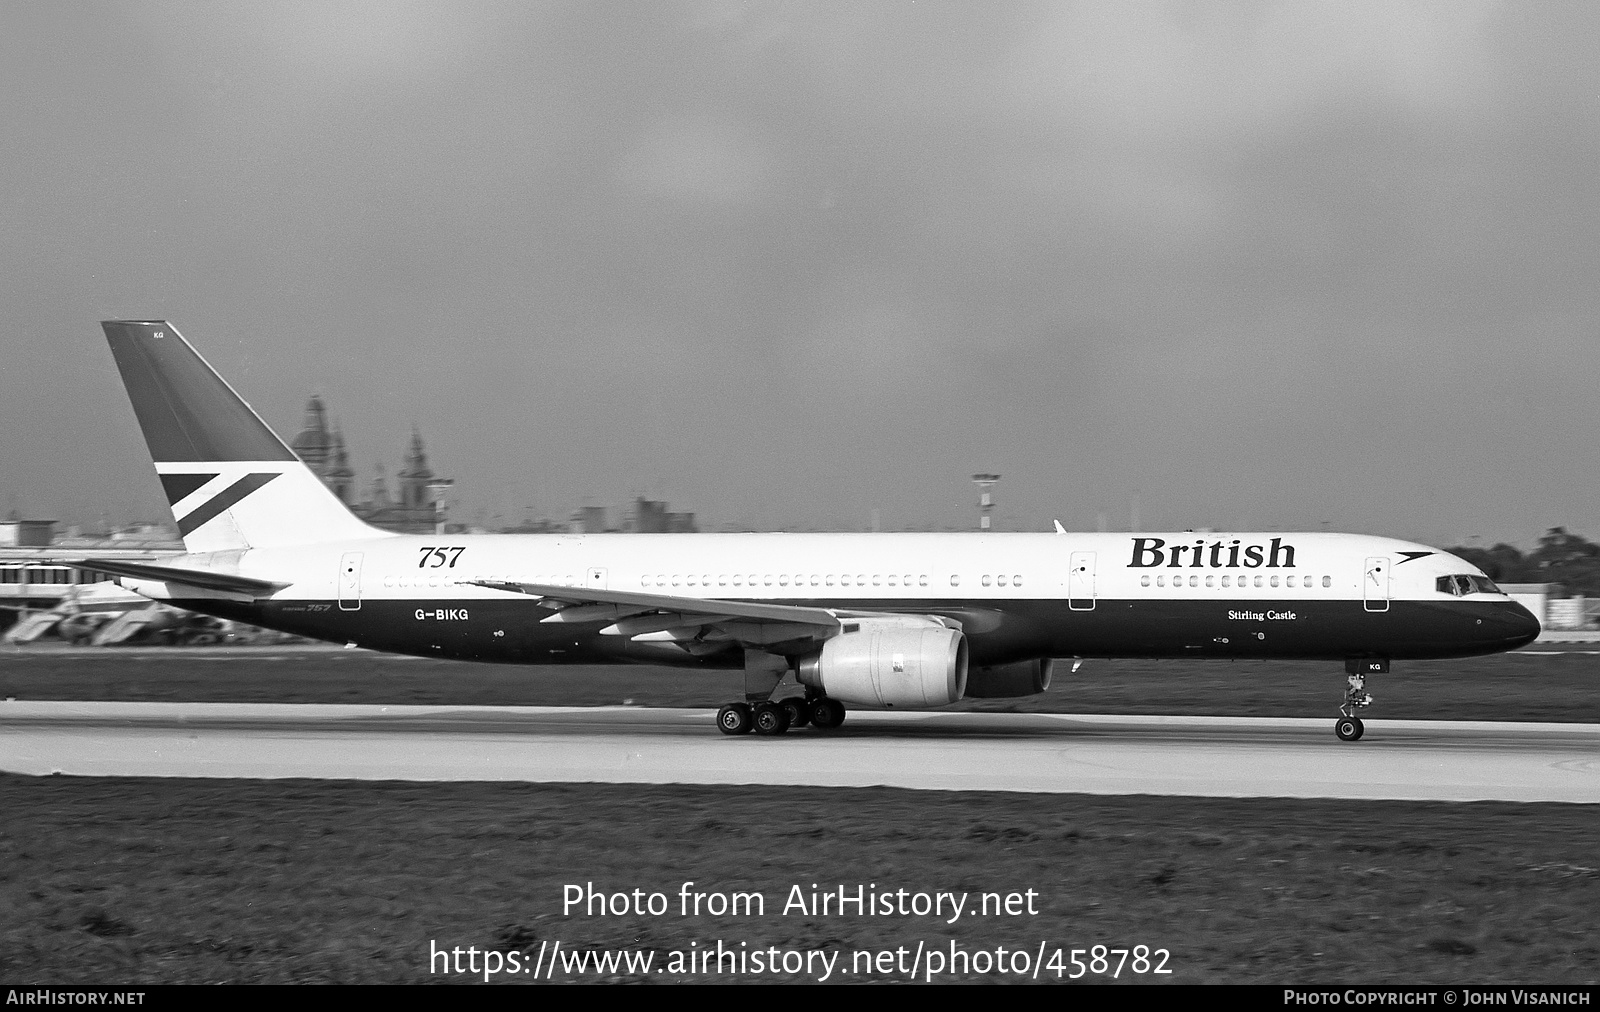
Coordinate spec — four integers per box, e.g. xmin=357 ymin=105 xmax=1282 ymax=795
xmin=418 ymin=547 xmax=466 ymax=568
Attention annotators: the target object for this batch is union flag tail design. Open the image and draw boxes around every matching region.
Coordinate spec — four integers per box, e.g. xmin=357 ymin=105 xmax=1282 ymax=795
xmin=103 ymin=320 xmax=381 ymax=552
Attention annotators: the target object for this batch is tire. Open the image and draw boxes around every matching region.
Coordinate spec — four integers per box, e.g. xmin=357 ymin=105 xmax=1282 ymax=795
xmin=752 ymin=702 xmax=790 ymax=736
xmin=810 ymin=697 xmax=846 ymax=730
xmin=717 ymin=703 xmax=753 ymax=736
xmin=779 ymin=697 xmax=811 ymax=729
xmin=1335 ymin=716 xmax=1363 ymax=741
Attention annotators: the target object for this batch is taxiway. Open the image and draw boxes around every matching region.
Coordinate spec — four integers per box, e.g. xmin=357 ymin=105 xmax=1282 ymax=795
xmin=1 ymin=701 xmax=1595 ymax=802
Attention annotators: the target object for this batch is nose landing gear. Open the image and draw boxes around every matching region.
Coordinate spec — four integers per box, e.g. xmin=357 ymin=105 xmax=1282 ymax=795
xmin=1335 ymin=712 xmax=1364 ymax=741
xmin=1337 ymin=658 xmax=1385 ymax=741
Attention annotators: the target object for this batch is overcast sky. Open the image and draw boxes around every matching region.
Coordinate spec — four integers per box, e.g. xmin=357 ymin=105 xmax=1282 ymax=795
xmin=3 ymin=1 xmax=1597 ymax=544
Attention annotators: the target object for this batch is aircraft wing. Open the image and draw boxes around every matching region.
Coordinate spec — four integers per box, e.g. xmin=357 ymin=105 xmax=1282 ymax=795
xmin=469 ymin=580 xmax=941 ymax=647
xmin=68 ymin=559 xmax=289 ymax=598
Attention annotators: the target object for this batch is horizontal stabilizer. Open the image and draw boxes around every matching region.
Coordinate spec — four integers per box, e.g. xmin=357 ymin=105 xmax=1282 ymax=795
xmin=71 ymin=559 xmax=288 ymax=597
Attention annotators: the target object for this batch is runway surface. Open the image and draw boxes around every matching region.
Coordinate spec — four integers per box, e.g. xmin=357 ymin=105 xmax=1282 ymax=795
xmin=2 ymin=701 xmax=1595 ymax=802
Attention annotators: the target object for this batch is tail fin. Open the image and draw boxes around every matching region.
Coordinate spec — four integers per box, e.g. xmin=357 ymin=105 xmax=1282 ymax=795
xmin=103 ymin=320 xmax=381 ymax=552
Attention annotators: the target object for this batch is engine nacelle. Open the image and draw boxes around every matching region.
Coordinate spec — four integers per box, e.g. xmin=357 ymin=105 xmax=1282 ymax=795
xmin=797 ymin=619 xmax=968 ymax=708
xmin=964 ymin=657 xmax=1054 ymax=698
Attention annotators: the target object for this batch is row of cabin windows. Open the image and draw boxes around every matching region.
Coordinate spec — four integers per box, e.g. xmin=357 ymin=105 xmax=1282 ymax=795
xmin=1141 ymin=573 xmax=1332 ymax=589
xmin=384 ymin=574 xmax=554 ymax=588
xmin=644 ymin=573 xmax=936 ymax=589
xmin=381 ymin=573 xmax=1036 ymax=591
xmin=0 ymin=567 xmax=112 ymax=585
xmin=967 ymin=574 xmax=1024 ymax=587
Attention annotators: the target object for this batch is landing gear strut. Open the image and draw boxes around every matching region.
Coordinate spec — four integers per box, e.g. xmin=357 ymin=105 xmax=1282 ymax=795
xmin=1337 ymin=658 xmax=1384 ymax=741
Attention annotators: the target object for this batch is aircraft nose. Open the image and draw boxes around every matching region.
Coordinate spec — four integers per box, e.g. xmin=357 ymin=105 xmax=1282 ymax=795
xmin=1501 ymin=601 xmax=1541 ymax=649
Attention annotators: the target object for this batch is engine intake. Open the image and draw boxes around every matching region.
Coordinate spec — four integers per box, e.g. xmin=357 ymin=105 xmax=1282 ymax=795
xmin=964 ymin=657 xmax=1054 ymax=698
xmin=797 ymin=619 xmax=968 ymax=707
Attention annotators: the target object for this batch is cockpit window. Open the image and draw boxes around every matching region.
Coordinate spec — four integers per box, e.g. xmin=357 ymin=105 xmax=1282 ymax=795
xmin=1437 ymin=574 xmax=1502 ymax=596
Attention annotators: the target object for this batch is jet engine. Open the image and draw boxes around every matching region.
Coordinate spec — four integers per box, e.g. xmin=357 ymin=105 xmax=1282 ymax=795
xmin=963 ymin=657 xmax=1054 ymax=698
xmin=797 ymin=618 xmax=968 ymax=707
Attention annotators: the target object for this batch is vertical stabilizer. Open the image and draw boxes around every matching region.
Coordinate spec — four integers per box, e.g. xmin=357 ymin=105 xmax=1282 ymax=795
xmin=102 ymin=321 xmax=383 ymax=552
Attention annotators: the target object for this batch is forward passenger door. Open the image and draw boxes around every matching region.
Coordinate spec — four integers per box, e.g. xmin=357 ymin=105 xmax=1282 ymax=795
xmin=1068 ymin=552 xmax=1096 ymax=611
xmin=1363 ymin=556 xmax=1390 ymax=613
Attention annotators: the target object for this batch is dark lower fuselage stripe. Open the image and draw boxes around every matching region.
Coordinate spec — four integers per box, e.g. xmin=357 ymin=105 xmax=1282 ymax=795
xmin=170 ymin=596 xmax=1540 ymax=667
xmin=176 ymin=472 xmax=279 ymax=536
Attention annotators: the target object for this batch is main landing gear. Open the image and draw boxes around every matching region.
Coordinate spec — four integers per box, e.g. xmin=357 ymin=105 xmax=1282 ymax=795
xmin=716 ymin=695 xmax=847 ymax=736
xmin=720 ymin=649 xmax=848 ymax=736
xmin=1336 ymin=658 xmax=1385 ymax=741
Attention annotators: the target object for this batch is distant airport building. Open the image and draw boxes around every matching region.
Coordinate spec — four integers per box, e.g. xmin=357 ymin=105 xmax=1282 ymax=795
xmin=0 ymin=518 xmax=56 ymax=548
xmin=626 ymin=497 xmax=698 ymax=533
xmin=570 ymin=505 xmax=610 ymax=534
xmin=564 ymin=500 xmax=698 ymax=534
xmin=1499 ymin=582 xmax=1600 ymax=631
xmin=0 ymin=518 xmax=182 ymax=633
xmin=290 ymin=395 xmax=449 ymax=534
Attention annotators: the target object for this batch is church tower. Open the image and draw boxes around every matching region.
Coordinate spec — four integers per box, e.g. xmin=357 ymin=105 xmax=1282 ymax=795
xmin=326 ymin=425 xmax=355 ymax=505
xmin=398 ymin=428 xmax=434 ymax=511
xmin=289 ymin=395 xmax=334 ymax=474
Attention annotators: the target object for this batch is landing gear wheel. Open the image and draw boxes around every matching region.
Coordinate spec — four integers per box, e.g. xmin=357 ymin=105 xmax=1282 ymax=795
xmin=1335 ymin=716 xmax=1364 ymax=741
xmin=717 ymin=703 xmax=753 ymax=736
xmin=778 ymin=697 xmax=812 ymax=729
xmin=752 ymin=701 xmax=790 ymax=736
xmin=809 ymin=697 xmax=846 ymax=730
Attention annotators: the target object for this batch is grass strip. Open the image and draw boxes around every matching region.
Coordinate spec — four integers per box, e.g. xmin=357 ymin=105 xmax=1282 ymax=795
xmin=1 ymin=775 xmax=1595 ymax=984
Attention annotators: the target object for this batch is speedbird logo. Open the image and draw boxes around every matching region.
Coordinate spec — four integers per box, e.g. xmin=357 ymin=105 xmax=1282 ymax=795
xmin=1129 ymin=537 xmax=1296 ymax=569
xmin=162 ymin=472 xmax=281 ymax=536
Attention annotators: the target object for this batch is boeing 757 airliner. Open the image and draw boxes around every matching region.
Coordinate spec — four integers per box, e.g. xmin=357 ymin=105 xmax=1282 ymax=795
xmin=68 ymin=321 xmax=1540 ymax=740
